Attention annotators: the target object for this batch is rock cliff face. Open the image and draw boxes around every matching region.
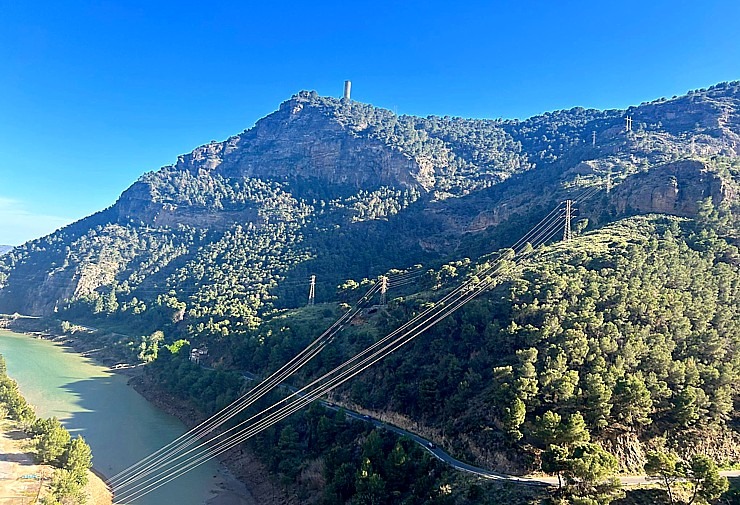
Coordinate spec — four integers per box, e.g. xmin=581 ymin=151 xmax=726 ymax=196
xmin=612 ymin=160 xmax=738 ymax=216
xmin=171 ymin=92 xmax=434 ymax=193
xmin=114 ymin=180 xmax=260 ymax=229
xmin=630 ymin=85 xmax=740 ymax=151
xmin=110 ymin=83 xmax=740 ymax=229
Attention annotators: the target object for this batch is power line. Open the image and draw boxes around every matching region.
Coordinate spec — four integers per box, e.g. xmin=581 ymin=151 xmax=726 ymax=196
xmin=114 ymin=215 xmax=571 ymax=503
xmin=307 ymin=275 xmax=316 ymax=306
xmin=108 ymin=283 xmax=380 ymax=490
xmin=112 ymin=201 xmax=575 ymax=502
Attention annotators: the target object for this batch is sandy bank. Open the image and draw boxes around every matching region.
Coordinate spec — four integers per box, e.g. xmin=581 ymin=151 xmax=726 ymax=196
xmin=0 ymin=419 xmax=112 ymax=505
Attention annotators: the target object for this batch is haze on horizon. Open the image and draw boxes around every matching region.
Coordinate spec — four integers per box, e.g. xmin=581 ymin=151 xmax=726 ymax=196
xmin=1 ymin=0 xmax=739 ymax=246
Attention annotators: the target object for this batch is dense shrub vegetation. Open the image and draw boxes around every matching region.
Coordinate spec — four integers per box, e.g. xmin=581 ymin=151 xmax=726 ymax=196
xmin=141 ymin=209 xmax=738 ymax=504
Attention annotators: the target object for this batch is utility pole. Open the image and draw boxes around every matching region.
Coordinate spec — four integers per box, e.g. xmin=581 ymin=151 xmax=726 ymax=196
xmin=625 ymin=115 xmax=633 ymax=133
xmin=379 ymin=276 xmax=388 ymax=305
xmin=563 ymin=200 xmax=573 ymax=242
xmin=592 ymin=131 xmax=597 ymax=147
xmin=308 ymin=275 xmax=316 ymax=306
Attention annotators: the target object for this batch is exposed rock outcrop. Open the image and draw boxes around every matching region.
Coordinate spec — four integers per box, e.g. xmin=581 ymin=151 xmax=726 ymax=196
xmin=611 ymin=160 xmax=737 ymax=217
xmin=172 ymin=93 xmax=434 ymax=192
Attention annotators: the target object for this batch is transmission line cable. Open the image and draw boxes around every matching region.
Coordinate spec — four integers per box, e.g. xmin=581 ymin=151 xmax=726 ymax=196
xmin=109 ymin=283 xmax=379 ymax=488
xmin=113 ymin=202 xmax=569 ymax=502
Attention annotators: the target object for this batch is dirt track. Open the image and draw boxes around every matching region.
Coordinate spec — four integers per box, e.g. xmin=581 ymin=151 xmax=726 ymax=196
xmin=0 ymin=421 xmax=46 ymax=505
xmin=0 ymin=420 xmax=111 ymax=505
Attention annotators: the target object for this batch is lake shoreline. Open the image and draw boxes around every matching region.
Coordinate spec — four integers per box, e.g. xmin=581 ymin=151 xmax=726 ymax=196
xmin=0 ymin=316 xmax=289 ymax=505
xmin=131 ymin=372 xmax=296 ymax=505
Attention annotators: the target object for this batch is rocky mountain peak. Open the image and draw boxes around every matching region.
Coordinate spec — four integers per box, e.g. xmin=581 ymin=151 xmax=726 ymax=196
xmin=626 ymin=81 xmax=740 ymax=155
xmin=165 ymin=91 xmax=433 ymax=193
xmin=3 ymin=82 xmax=740 ymax=320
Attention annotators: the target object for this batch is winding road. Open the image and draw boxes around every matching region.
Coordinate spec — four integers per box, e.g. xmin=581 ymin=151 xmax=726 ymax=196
xmin=240 ymin=370 xmax=740 ymax=488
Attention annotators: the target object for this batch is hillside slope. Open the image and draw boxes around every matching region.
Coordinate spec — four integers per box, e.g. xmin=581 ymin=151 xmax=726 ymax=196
xmin=0 ymin=82 xmax=739 ymax=337
xmin=1 ymin=81 xmax=740 ymax=504
xmin=146 ymin=212 xmax=740 ymax=502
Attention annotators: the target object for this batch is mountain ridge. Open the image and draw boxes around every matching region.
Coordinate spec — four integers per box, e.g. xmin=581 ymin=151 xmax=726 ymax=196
xmin=0 ymin=82 xmax=739 ymax=323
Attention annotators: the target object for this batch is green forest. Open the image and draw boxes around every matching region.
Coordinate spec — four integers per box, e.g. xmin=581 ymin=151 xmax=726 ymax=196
xmin=1 ymin=82 xmax=739 ymax=504
xmin=139 ymin=207 xmax=738 ymax=504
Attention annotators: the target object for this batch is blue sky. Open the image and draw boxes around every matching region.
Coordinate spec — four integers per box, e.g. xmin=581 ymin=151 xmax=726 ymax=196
xmin=1 ymin=0 xmax=738 ymax=245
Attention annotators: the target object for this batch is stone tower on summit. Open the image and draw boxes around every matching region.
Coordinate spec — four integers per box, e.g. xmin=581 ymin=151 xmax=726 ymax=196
xmin=343 ymin=80 xmax=351 ymax=100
